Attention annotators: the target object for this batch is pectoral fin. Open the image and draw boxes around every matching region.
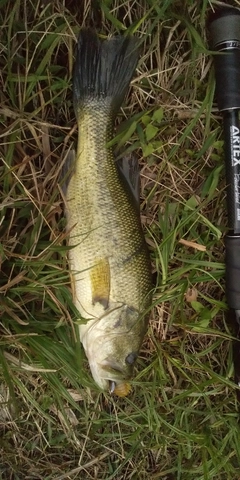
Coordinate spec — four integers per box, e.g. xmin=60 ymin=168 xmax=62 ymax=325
xmin=90 ymin=258 xmax=110 ymax=309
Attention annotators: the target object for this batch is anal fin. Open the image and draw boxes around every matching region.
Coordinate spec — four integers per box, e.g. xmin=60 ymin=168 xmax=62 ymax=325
xmin=61 ymin=149 xmax=76 ymax=195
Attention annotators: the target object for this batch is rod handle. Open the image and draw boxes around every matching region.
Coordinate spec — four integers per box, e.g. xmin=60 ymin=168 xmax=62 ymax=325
xmin=208 ymin=7 xmax=240 ymax=111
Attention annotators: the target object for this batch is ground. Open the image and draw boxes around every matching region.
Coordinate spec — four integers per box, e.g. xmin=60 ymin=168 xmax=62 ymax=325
xmin=0 ymin=0 xmax=240 ymax=479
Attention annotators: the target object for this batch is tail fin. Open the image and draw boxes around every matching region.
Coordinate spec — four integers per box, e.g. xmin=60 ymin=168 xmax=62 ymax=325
xmin=73 ymin=29 xmax=140 ymax=115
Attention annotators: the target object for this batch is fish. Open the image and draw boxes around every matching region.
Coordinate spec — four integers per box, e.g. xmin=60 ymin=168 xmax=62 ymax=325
xmin=65 ymin=29 xmax=152 ymax=396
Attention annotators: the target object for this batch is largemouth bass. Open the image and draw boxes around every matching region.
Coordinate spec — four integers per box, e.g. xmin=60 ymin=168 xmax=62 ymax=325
xmin=66 ymin=29 xmax=152 ymax=396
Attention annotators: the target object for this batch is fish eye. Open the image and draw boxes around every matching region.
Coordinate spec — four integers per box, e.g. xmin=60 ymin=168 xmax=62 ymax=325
xmin=125 ymin=352 xmax=137 ymax=365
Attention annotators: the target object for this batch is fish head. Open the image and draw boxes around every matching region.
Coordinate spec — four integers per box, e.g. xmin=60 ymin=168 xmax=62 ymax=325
xmin=83 ymin=303 xmax=147 ymax=396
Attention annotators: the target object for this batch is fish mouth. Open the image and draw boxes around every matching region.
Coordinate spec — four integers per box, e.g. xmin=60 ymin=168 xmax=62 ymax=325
xmin=109 ymin=381 xmax=116 ymax=394
xmin=109 ymin=381 xmax=131 ymax=397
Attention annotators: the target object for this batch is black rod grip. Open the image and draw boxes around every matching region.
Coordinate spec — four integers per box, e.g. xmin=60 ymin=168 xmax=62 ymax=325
xmin=208 ymin=7 xmax=240 ymax=111
xmin=225 ymin=235 xmax=240 ymax=309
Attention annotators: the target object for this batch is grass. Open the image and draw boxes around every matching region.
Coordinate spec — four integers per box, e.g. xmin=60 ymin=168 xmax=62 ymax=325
xmin=1 ymin=0 xmax=240 ymax=478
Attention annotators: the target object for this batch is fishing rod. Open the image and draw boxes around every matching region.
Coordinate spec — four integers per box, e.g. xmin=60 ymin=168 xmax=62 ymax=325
xmin=208 ymin=7 xmax=240 ymax=398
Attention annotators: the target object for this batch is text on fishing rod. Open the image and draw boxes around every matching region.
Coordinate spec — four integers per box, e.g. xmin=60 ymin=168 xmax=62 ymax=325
xmin=230 ymin=125 xmax=240 ymax=167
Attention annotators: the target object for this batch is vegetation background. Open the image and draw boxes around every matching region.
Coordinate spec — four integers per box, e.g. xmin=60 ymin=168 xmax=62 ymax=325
xmin=1 ymin=0 xmax=240 ymax=478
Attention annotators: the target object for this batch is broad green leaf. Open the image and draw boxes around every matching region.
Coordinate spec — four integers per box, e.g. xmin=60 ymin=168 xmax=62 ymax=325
xmin=153 ymin=107 xmax=164 ymax=123
xmin=142 ymin=142 xmax=155 ymax=157
xmin=145 ymin=123 xmax=158 ymax=141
